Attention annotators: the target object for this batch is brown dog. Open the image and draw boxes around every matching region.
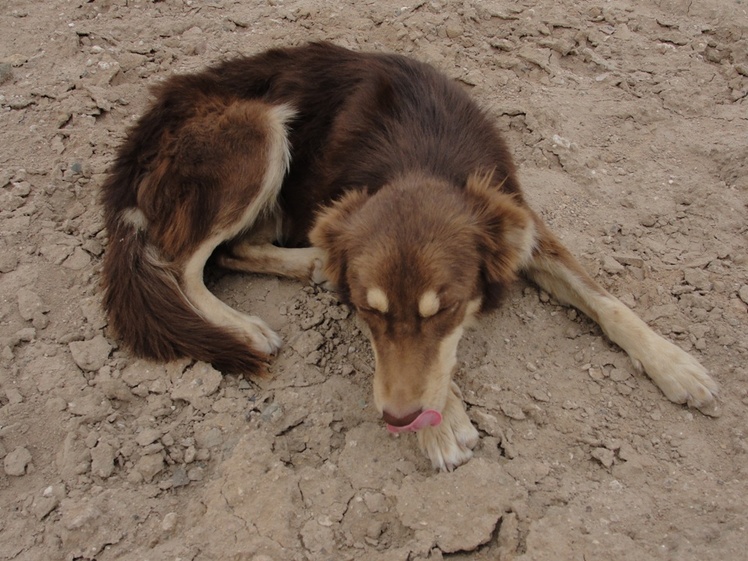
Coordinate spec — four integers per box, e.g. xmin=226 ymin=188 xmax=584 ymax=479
xmin=101 ymin=42 xmax=717 ymax=471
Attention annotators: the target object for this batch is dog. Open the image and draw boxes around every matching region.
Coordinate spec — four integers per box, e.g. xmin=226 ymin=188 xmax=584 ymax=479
xmin=101 ymin=42 xmax=718 ymax=471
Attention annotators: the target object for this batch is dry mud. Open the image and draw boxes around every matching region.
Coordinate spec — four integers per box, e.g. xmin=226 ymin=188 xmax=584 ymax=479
xmin=1 ymin=1 xmax=747 ymax=560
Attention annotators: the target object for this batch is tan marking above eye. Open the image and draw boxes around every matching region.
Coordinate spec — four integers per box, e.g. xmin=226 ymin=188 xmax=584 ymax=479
xmin=418 ymin=290 xmax=440 ymax=318
xmin=366 ymin=287 xmax=389 ymax=313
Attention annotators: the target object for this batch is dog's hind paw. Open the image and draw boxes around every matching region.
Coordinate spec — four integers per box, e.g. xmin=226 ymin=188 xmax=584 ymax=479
xmin=244 ymin=316 xmax=283 ymax=356
xmin=310 ymin=257 xmax=336 ymax=291
xmin=417 ymin=387 xmax=479 ymax=471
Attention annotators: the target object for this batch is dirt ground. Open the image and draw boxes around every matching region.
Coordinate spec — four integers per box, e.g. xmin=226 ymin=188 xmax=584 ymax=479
xmin=1 ymin=0 xmax=747 ymax=559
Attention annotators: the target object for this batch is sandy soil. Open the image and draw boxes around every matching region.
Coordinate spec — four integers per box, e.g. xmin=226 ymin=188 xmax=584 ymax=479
xmin=1 ymin=0 xmax=747 ymax=560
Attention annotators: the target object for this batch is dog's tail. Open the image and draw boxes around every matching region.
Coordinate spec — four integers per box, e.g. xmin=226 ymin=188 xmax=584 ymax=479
xmin=101 ymin=214 xmax=269 ymax=374
xmin=100 ymin=84 xmax=295 ymax=374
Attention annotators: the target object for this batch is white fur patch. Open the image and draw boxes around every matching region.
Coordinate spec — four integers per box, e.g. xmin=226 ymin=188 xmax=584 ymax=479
xmin=436 ymin=326 xmax=463 ymax=381
xmin=223 ymin=103 xmax=296 ymax=240
xmin=418 ymin=290 xmax=440 ymax=318
xmin=416 ymin=326 xmax=464 ymax=413
xmin=508 ymin=216 xmax=537 ymax=269
xmin=366 ymin=287 xmax=389 ymax=313
xmin=121 ymin=208 xmax=148 ymax=232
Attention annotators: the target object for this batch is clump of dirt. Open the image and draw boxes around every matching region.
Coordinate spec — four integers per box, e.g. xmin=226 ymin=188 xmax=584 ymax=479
xmin=1 ymin=1 xmax=746 ymax=560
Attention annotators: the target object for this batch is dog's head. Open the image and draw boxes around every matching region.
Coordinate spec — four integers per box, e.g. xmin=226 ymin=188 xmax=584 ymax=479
xmin=310 ymin=172 xmax=536 ymax=429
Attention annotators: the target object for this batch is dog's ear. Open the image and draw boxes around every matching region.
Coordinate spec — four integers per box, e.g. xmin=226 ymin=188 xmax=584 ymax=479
xmin=309 ymin=189 xmax=369 ymax=291
xmin=466 ymin=172 xmax=536 ymax=285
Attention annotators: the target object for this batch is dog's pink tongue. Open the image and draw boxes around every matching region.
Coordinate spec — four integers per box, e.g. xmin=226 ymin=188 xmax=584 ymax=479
xmin=386 ymin=409 xmax=442 ymax=434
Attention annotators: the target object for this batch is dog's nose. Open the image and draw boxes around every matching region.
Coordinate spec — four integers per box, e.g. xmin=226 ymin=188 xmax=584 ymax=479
xmin=382 ymin=408 xmax=423 ymax=428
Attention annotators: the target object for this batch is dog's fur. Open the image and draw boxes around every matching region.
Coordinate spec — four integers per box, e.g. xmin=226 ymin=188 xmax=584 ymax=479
xmin=101 ymin=43 xmax=718 ymax=471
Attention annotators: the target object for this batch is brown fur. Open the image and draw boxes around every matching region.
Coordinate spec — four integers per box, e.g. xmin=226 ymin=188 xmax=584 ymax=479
xmin=101 ymin=42 xmax=717 ymax=470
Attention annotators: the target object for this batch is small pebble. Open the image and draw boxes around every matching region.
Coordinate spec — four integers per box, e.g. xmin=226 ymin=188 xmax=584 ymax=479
xmin=90 ymin=442 xmax=116 ymax=478
xmin=738 ymin=285 xmax=748 ymax=305
xmin=591 ymin=447 xmax=615 ymax=468
xmin=4 ymin=446 xmax=32 ymax=476
xmin=609 ymin=367 xmax=630 ymax=382
xmin=136 ymin=428 xmax=162 ymax=447
xmin=187 ymin=466 xmax=204 ymax=481
xmin=640 ymin=215 xmax=657 ymax=227
xmin=445 ymin=24 xmax=464 ymax=38
xmin=184 ymin=446 xmax=196 ymax=464
xmin=172 ymin=466 xmax=190 ymax=487
xmin=6 ymin=388 xmax=23 ymax=404
xmin=500 ymin=402 xmax=526 ymax=420
xmin=588 ymin=366 xmax=605 ymax=381
xmin=17 ymin=288 xmax=48 ymax=321
xmin=69 ymin=335 xmax=112 ymax=372
xmin=162 ymin=512 xmax=178 ymax=532
xmin=0 ymin=62 xmax=12 ymax=84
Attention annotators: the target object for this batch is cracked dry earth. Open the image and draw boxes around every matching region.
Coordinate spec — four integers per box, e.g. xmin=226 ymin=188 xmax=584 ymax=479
xmin=1 ymin=0 xmax=747 ymax=560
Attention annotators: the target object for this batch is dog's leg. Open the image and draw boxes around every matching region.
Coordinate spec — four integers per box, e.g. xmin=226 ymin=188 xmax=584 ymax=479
xmin=416 ymin=382 xmax=479 ymax=471
xmin=218 ymin=242 xmax=329 ymax=285
xmin=181 ymin=235 xmax=283 ymax=355
xmin=523 ymin=217 xmax=718 ymax=414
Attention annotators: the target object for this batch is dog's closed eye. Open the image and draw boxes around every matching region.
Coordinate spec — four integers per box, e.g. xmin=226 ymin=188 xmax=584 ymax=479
xmin=358 ymin=305 xmax=387 ymax=316
xmin=437 ymin=302 xmax=460 ymax=316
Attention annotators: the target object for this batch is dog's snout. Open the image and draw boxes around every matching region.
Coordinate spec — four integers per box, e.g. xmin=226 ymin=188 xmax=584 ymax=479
xmin=382 ymin=408 xmax=423 ymax=428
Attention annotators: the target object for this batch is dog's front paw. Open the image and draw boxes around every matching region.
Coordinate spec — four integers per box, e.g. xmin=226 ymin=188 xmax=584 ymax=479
xmin=416 ymin=387 xmax=479 ymax=471
xmin=638 ymin=337 xmax=719 ymax=416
